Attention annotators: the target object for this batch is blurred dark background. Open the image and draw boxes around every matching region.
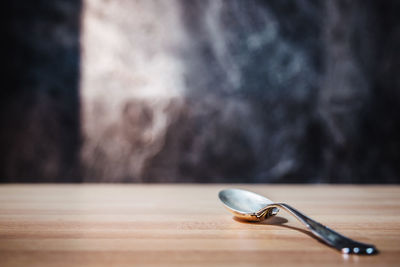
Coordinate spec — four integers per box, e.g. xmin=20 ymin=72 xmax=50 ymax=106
xmin=2 ymin=0 xmax=400 ymax=183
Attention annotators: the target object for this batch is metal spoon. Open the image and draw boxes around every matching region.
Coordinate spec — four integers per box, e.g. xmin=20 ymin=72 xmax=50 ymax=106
xmin=219 ymin=188 xmax=377 ymax=255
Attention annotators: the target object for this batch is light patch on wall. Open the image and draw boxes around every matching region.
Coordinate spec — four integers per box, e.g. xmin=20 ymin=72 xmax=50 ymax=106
xmin=80 ymin=0 xmax=187 ymax=181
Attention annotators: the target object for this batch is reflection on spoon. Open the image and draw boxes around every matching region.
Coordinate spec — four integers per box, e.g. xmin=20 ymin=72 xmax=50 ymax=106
xmin=219 ymin=188 xmax=377 ymax=255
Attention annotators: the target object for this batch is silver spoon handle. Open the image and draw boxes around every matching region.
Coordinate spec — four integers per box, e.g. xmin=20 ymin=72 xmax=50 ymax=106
xmin=264 ymin=203 xmax=377 ymax=255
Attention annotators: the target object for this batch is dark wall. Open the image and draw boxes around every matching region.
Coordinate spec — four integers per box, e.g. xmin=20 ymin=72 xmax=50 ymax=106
xmin=144 ymin=0 xmax=400 ymax=183
xmin=1 ymin=0 xmax=400 ymax=183
xmin=2 ymin=0 xmax=82 ymax=182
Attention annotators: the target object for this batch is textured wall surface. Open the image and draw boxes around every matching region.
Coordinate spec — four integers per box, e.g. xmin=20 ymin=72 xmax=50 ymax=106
xmin=2 ymin=0 xmax=400 ymax=183
xmin=2 ymin=0 xmax=82 ymax=182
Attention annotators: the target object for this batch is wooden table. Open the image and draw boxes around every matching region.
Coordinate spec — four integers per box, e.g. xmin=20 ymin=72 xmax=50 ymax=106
xmin=0 ymin=185 xmax=399 ymax=266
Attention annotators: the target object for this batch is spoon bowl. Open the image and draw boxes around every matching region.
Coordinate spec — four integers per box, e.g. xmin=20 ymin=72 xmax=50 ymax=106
xmin=219 ymin=189 xmax=278 ymax=221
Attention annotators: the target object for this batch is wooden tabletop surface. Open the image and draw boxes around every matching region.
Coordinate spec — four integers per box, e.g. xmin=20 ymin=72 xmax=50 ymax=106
xmin=0 ymin=184 xmax=399 ymax=266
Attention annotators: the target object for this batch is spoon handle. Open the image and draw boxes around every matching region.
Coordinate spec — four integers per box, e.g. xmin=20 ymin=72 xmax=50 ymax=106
xmin=265 ymin=203 xmax=377 ymax=255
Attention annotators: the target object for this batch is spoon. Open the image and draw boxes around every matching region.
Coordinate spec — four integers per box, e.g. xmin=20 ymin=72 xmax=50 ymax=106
xmin=219 ymin=188 xmax=377 ymax=255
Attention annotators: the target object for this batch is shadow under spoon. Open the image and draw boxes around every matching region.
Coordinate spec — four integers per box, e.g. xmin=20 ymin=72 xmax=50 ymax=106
xmin=219 ymin=188 xmax=377 ymax=255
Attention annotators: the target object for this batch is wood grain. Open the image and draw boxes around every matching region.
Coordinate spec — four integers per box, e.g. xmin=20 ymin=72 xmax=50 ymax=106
xmin=0 ymin=184 xmax=399 ymax=266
